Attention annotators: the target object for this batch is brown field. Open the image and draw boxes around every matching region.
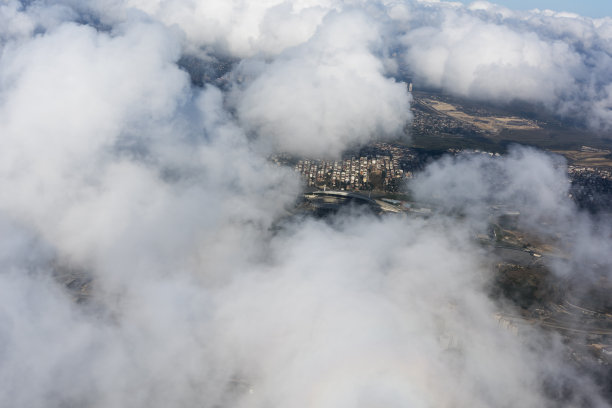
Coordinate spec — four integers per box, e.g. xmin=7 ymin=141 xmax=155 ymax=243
xmin=551 ymin=149 xmax=612 ymax=168
xmin=422 ymin=99 xmax=540 ymax=133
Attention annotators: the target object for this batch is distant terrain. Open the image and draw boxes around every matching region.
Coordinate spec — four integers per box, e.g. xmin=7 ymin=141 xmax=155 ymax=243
xmin=409 ymin=90 xmax=612 ymax=158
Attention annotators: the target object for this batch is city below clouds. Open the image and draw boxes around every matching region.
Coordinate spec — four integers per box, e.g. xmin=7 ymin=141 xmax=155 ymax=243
xmin=0 ymin=1 xmax=611 ymax=407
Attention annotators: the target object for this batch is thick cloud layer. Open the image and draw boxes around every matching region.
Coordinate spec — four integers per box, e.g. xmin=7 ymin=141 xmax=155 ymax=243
xmin=396 ymin=1 xmax=612 ymax=129
xmin=11 ymin=0 xmax=612 ymax=131
xmin=0 ymin=1 xmax=611 ymax=407
xmin=231 ymin=11 xmax=411 ymax=157
xmin=402 ymin=7 xmax=580 ymax=103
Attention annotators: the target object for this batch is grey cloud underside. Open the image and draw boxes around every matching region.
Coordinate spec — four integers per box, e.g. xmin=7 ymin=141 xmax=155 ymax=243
xmin=0 ymin=1 xmax=611 ymax=407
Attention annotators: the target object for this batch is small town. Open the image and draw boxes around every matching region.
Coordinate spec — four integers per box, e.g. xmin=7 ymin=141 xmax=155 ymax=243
xmin=283 ymin=142 xmax=612 ymax=214
xmin=294 ymin=154 xmax=409 ymax=191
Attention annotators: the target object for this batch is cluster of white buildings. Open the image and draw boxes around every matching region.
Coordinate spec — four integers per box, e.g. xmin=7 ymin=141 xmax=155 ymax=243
xmin=568 ymin=165 xmax=612 ymax=180
xmin=295 ymin=155 xmax=409 ymax=191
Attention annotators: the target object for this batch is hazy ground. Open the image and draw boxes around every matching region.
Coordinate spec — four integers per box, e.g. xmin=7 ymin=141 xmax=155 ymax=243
xmin=409 ymin=91 xmax=612 ymax=159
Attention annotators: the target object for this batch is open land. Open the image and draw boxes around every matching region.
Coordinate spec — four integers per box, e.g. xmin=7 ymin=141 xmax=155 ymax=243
xmin=410 ymin=91 xmax=612 ymax=156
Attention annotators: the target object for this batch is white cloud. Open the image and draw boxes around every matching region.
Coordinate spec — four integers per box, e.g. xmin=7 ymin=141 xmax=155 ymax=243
xmin=232 ymin=10 xmax=412 ymax=157
xmin=395 ymin=2 xmax=612 ymax=129
xmin=0 ymin=2 xmax=610 ymax=407
xmin=401 ymin=7 xmax=581 ymax=105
